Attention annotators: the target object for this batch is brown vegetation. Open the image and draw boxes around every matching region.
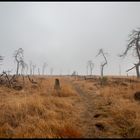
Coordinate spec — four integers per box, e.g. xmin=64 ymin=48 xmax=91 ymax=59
xmin=0 ymin=76 xmax=140 ymax=138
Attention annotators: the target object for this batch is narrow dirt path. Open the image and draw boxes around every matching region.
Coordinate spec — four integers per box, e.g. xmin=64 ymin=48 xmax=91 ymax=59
xmin=63 ymin=78 xmax=100 ymax=138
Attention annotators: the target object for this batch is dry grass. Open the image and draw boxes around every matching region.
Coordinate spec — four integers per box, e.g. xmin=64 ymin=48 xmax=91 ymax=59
xmin=0 ymin=76 xmax=140 ymax=138
xmin=0 ymin=76 xmax=82 ymax=138
xmin=77 ymin=76 xmax=140 ymax=138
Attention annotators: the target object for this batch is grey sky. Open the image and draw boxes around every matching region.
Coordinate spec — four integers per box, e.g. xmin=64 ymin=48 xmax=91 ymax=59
xmin=0 ymin=2 xmax=140 ymax=75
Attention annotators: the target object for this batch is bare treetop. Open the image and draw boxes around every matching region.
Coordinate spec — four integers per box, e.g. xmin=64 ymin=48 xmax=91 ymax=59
xmin=14 ymin=48 xmax=24 ymax=62
xmin=96 ymin=49 xmax=108 ymax=66
xmin=14 ymin=48 xmax=24 ymax=75
xmin=120 ymin=28 xmax=140 ymax=77
xmin=87 ymin=60 xmax=94 ymax=76
xmin=96 ymin=49 xmax=108 ymax=78
xmin=120 ymin=29 xmax=140 ymax=58
xmin=42 ymin=62 xmax=47 ymax=75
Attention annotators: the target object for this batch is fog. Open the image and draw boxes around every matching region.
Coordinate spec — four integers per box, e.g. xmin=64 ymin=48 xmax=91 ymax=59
xmin=0 ymin=2 xmax=140 ymax=75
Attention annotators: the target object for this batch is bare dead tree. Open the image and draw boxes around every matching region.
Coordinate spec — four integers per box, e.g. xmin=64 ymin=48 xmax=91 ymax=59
xmin=14 ymin=48 xmax=24 ymax=76
xmin=71 ymin=70 xmax=78 ymax=80
xmin=38 ymin=67 xmax=40 ymax=75
xmin=20 ymin=60 xmax=28 ymax=84
xmin=86 ymin=62 xmax=88 ymax=76
xmin=87 ymin=60 xmax=94 ymax=76
xmin=96 ymin=49 xmax=108 ymax=78
xmin=25 ymin=63 xmax=28 ymax=75
xmin=29 ymin=61 xmax=32 ymax=75
xmin=71 ymin=71 xmax=77 ymax=76
xmin=2 ymin=71 xmax=11 ymax=87
xmin=32 ymin=64 xmax=36 ymax=75
xmin=42 ymin=62 xmax=47 ymax=75
xmin=20 ymin=60 xmax=27 ymax=75
xmin=50 ymin=67 xmax=53 ymax=75
xmin=0 ymin=55 xmax=3 ymax=65
xmin=119 ymin=28 xmax=140 ymax=78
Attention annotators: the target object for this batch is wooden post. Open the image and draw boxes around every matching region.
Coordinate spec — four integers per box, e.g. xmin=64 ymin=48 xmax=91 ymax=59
xmin=54 ymin=79 xmax=61 ymax=90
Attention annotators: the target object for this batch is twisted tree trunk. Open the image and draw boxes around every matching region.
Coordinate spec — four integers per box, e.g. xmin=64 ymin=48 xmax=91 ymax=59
xmin=16 ymin=62 xmax=19 ymax=75
xmin=126 ymin=63 xmax=140 ymax=78
xmin=101 ymin=65 xmax=104 ymax=78
xmin=136 ymin=64 xmax=140 ymax=78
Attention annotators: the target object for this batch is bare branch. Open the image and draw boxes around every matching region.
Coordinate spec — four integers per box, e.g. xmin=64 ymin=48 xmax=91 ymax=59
xmin=120 ymin=28 xmax=140 ymax=77
xmin=87 ymin=60 xmax=94 ymax=76
xmin=96 ymin=49 xmax=108 ymax=78
xmin=126 ymin=65 xmax=136 ymax=72
xmin=14 ymin=48 xmax=24 ymax=75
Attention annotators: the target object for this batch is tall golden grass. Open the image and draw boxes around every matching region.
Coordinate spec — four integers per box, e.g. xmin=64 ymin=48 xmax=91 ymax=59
xmin=80 ymin=76 xmax=140 ymax=138
xmin=0 ymin=77 xmax=82 ymax=138
xmin=0 ymin=76 xmax=140 ymax=138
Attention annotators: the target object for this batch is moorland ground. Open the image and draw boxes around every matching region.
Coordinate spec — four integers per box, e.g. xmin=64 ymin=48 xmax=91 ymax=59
xmin=0 ymin=75 xmax=140 ymax=138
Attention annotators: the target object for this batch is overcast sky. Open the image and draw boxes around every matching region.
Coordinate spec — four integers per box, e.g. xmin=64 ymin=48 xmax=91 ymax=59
xmin=0 ymin=2 xmax=140 ymax=75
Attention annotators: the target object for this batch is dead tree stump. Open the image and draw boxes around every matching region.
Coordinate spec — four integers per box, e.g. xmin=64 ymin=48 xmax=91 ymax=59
xmin=54 ymin=79 xmax=61 ymax=90
xmin=54 ymin=79 xmax=61 ymax=97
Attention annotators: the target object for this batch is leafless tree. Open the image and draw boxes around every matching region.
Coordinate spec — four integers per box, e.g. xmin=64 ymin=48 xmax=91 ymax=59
xmin=96 ymin=49 xmax=108 ymax=78
xmin=72 ymin=71 xmax=77 ymax=76
xmin=20 ymin=60 xmax=27 ymax=84
xmin=2 ymin=71 xmax=11 ymax=87
xmin=32 ymin=64 xmax=36 ymax=75
xmin=87 ymin=60 xmax=94 ymax=76
xmin=14 ymin=48 xmax=24 ymax=75
xmin=29 ymin=61 xmax=32 ymax=75
xmin=20 ymin=60 xmax=27 ymax=75
xmin=120 ymin=28 xmax=140 ymax=78
xmin=38 ymin=67 xmax=40 ymax=75
xmin=25 ymin=63 xmax=28 ymax=75
xmin=42 ymin=62 xmax=47 ymax=75
xmin=71 ymin=70 xmax=78 ymax=80
xmin=86 ymin=62 xmax=88 ymax=76
xmin=0 ymin=55 xmax=3 ymax=65
xmin=50 ymin=67 xmax=53 ymax=75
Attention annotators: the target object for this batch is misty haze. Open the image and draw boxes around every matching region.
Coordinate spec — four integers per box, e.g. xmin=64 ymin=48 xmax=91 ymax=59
xmin=0 ymin=2 xmax=140 ymax=138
